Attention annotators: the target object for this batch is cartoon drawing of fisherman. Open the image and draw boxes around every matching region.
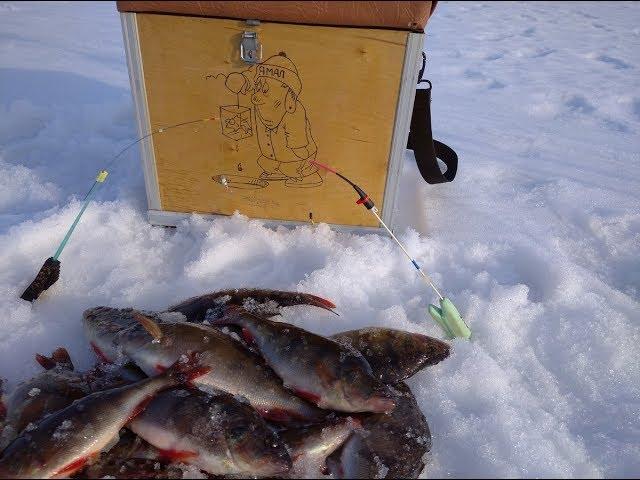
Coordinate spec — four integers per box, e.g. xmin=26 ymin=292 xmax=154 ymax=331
xmin=222 ymin=52 xmax=322 ymax=188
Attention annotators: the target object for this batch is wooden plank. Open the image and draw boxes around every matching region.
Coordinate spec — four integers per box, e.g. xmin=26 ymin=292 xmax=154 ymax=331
xmin=120 ymin=12 xmax=161 ymax=210
xmin=135 ymin=14 xmax=408 ymax=228
xmin=116 ymin=1 xmax=435 ymax=31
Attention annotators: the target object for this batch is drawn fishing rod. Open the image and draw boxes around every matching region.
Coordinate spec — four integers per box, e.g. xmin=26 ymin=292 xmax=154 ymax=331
xmin=20 ymin=115 xmax=217 ymax=302
xmin=311 ymin=159 xmax=471 ymax=340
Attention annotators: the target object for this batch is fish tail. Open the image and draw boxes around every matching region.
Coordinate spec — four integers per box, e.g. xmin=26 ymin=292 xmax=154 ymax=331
xmin=293 ymin=292 xmax=338 ymax=313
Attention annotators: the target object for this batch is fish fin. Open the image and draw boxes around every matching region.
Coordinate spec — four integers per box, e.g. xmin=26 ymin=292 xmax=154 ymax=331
xmin=301 ymin=292 xmax=338 ymax=312
xmin=368 ymin=393 xmax=396 ymax=414
xmin=157 ymin=448 xmax=198 ymax=462
xmin=241 ymin=327 xmax=255 ymax=345
xmin=133 ymin=313 xmax=163 ymax=341
xmin=127 ymin=395 xmax=154 ymax=422
xmin=292 ymin=388 xmax=321 ymax=405
xmin=165 ymin=352 xmax=211 ymax=384
xmin=52 ymin=454 xmax=92 ymax=478
xmin=35 ymin=352 xmax=57 ymax=370
xmin=90 ymin=341 xmax=113 ymax=364
xmin=34 ymin=347 xmax=74 ymax=371
xmin=257 ymin=407 xmax=295 ymax=423
xmin=51 ymin=347 xmax=74 ymax=371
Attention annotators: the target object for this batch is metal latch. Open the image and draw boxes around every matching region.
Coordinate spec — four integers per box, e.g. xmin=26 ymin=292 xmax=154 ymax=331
xmin=240 ymin=20 xmax=262 ymax=64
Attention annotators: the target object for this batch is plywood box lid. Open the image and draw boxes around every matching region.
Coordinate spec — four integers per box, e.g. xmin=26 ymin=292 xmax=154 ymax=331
xmin=116 ymin=1 xmax=437 ymax=31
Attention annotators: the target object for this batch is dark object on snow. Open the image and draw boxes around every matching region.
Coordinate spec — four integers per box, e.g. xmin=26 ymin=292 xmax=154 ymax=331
xmin=19 ymin=170 xmax=107 ymax=303
xmin=168 ymin=288 xmax=337 ymax=322
xmin=20 ymin=257 xmax=60 ymax=302
xmin=408 ymin=52 xmax=458 ymax=184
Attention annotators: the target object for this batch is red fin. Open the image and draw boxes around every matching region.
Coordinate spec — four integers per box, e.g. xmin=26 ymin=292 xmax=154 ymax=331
xmin=52 ymin=347 xmax=74 ymax=370
xmin=241 ymin=327 xmax=255 ymax=345
xmin=35 ymin=353 xmax=56 ymax=370
xmin=90 ymin=342 xmax=113 ymax=364
xmin=157 ymin=448 xmax=198 ymax=462
xmin=127 ymin=395 xmax=154 ymax=422
xmin=292 ymin=388 xmax=321 ymax=405
xmin=54 ymin=456 xmax=89 ymax=477
xmin=185 ymin=366 xmax=212 ymax=385
xmin=308 ymin=294 xmax=337 ymax=310
xmin=133 ymin=313 xmax=163 ymax=341
xmin=164 ymin=352 xmax=211 ymax=383
xmin=258 ymin=407 xmax=293 ymax=423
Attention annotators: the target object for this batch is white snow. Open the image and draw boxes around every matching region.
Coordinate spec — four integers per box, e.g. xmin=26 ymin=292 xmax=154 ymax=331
xmin=0 ymin=1 xmax=639 ymax=478
xmin=27 ymin=387 xmax=40 ymax=397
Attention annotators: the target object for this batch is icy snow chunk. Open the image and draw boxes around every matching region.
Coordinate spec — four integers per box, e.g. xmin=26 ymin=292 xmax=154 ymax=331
xmin=0 ymin=158 xmax=59 ymax=212
xmin=52 ymin=420 xmax=74 ymax=441
xmin=27 ymin=387 xmax=41 ymax=397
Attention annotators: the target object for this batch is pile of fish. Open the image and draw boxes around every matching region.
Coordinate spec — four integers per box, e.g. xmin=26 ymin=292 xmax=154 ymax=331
xmin=0 ymin=289 xmax=451 ymax=479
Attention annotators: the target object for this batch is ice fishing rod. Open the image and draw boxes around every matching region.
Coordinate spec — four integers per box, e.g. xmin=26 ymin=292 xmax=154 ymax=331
xmin=311 ymin=160 xmax=471 ymax=340
xmin=20 ymin=115 xmax=218 ymax=302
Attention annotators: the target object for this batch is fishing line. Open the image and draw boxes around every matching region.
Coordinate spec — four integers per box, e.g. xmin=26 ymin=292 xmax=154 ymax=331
xmin=311 ymin=160 xmax=443 ymax=300
xmin=310 ymin=159 xmax=470 ymax=339
xmin=60 ymin=116 xmax=217 ymax=256
xmin=20 ymin=114 xmax=217 ymax=302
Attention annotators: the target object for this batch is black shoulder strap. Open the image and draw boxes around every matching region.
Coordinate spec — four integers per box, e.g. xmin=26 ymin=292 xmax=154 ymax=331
xmin=407 ymin=54 xmax=458 ymax=184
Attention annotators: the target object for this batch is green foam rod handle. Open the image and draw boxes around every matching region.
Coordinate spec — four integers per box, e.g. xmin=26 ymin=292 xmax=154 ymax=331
xmin=428 ymin=297 xmax=472 ymax=340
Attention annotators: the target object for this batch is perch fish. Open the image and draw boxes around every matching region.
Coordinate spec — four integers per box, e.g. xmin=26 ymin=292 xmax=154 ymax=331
xmin=0 ymin=353 xmax=208 ymax=479
xmin=128 ymin=388 xmax=292 ymax=476
xmin=212 ymin=306 xmax=396 ymax=413
xmin=86 ymin=309 xmax=326 ymax=424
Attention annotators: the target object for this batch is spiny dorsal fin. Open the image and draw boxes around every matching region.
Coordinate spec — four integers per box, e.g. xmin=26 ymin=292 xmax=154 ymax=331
xmin=133 ymin=313 xmax=163 ymax=341
xmin=52 ymin=347 xmax=74 ymax=371
xmin=35 ymin=353 xmax=57 ymax=370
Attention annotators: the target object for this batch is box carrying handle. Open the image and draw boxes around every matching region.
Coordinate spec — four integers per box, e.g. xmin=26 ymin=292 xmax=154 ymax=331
xmin=407 ymin=53 xmax=458 ymax=184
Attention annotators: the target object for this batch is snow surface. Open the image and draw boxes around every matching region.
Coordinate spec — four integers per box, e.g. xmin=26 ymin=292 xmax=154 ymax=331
xmin=0 ymin=1 xmax=639 ymax=478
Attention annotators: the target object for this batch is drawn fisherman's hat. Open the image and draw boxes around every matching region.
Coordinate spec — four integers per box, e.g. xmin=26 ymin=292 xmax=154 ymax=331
xmin=255 ymin=52 xmax=302 ymax=96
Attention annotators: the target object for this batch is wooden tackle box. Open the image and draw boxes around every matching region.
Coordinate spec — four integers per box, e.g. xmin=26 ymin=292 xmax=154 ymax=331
xmin=117 ymin=1 xmax=438 ymax=231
